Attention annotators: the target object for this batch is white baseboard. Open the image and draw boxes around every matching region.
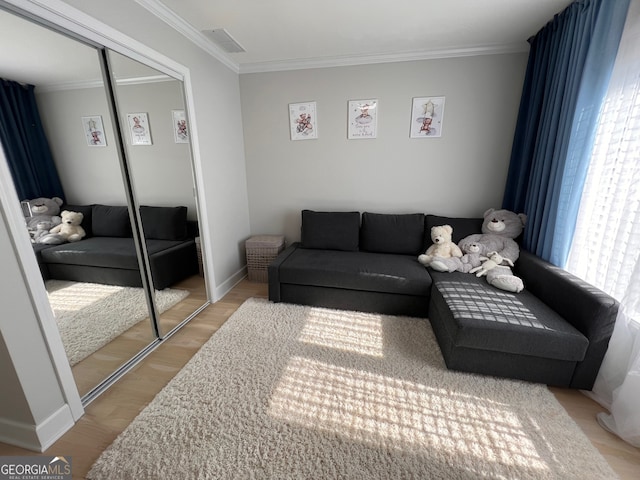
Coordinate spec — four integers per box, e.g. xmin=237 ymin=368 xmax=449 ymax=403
xmin=0 ymin=404 xmax=75 ymax=452
xmin=213 ymin=266 xmax=248 ymax=302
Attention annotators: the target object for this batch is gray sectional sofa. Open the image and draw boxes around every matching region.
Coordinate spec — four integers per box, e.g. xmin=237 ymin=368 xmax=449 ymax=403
xmin=268 ymin=210 xmax=619 ymax=389
xmin=34 ymin=204 xmax=199 ymax=290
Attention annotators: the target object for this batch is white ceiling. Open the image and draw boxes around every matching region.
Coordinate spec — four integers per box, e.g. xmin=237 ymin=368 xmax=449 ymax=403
xmin=0 ymin=7 xmax=167 ymax=88
xmin=156 ymin=0 xmax=574 ymax=71
xmin=0 ymin=0 xmax=574 ymax=86
xmin=0 ymin=8 xmax=101 ymax=87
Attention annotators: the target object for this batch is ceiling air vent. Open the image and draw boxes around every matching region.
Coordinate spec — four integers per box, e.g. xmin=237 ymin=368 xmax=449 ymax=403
xmin=203 ymin=28 xmax=246 ymax=53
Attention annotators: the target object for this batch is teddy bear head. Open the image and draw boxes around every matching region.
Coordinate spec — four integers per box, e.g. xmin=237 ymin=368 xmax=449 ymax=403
xmin=24 ymin=197 xmax=63 ymax=217
xmin=459 ymin=240 xmax=487 ymax=255
xmin=24 ymin=197 xmax=64 ymax=233
xmin=430 ymin=224 xmax=453 ymax=244
xmin=59 ymin=210 xmax=84 ymax=226
xmin=481 ymin=208 xmax=527 ymax=239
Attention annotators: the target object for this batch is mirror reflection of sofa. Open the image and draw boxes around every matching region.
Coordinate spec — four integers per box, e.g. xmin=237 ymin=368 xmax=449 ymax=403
xmin=33 ymin=204 xmax=199 ymax=290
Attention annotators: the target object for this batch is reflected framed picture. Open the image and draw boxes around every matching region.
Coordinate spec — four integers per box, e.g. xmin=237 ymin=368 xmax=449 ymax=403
xmin=126 ymin=112 xmax=152 ymax=145
xmin=410 ymin=96 xmax=445 ymax=138
xmin=289 ymin=102 xmax=317 ymax=140
xmin=81 ymin=115 xmax=106 ymax=147
xmin=348 ymin=99 xmax=378 ymax=139
xmin=172 ymin=110 xmax=189 ymax=143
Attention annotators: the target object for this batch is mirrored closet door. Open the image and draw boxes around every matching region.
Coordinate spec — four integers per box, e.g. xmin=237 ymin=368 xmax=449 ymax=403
xmin=0 ymin=5 xmax=209 ymax=401
xmin=106 ymin=50 xmax=208 ymax=337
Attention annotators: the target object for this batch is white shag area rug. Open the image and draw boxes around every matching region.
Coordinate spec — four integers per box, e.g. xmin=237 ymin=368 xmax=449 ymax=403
xmin=88 ymin=298 xmax=617 ymax=480
xmin=46 ymin=280 xmax=189 ymax=366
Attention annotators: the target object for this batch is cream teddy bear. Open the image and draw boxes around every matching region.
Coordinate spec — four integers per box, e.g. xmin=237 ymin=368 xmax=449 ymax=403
xmin=38 ymin=210 xmax=86 ymax=244
xmin=418 ymin=225 xmax=462 ymax=267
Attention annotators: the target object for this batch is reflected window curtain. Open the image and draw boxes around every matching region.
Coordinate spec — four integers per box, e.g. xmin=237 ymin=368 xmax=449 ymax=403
xmin=0 ymin=79 xmax=65 ymax=201
xmin=566 ymin=0 xmax=640 ymax=448
xmin=502 ymin=0 xmax=630 ymax=266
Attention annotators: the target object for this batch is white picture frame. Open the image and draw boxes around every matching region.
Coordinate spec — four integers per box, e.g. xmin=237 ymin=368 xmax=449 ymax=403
xmin=289 ymin=102 xmax=318 ymax=140
xmin=81 ymin=115 xmax=107 ymax=147
xmin=410 ymin=96 xmax=445 ymax=138
xmin=172 ymin=110 xmax=189 ymax=143
xmin=348 ymin=99 xmax=378 ymax=139
xmin=126 ymin=112 xmax=153 ymax=145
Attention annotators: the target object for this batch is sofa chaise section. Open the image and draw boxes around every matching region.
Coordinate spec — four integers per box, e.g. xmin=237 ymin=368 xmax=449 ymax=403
xmin=427 ymin=253 xmax=617 ymax=389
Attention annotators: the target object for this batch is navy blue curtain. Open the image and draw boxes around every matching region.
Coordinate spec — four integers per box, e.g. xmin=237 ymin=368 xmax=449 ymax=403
xmin=502 ymin=0 xmax=629 ymax=266
xmin=0 ymin=79 xmax=65 ymax=201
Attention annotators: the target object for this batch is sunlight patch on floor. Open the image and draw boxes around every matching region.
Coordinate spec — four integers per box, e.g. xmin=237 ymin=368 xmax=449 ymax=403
xmin=268 ymin=355 xmax=551 ymax=474
xmin=47 ymin=281 xmax=123 ymax=313
xmin=298 ymin=308 xmax=385 ymax=357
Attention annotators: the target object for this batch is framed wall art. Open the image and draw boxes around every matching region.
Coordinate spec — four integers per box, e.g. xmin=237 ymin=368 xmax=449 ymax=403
xmin=126 ymin=112 xmax=152 ymax=145
xmin=289 ymin=102 xmax=317 ymax=140
xmin=348 ymin=99 xmax=378 ymax=139
xmin=172 ymin=110 xmax=189 ymax=143
xmin=81 ymin=115 xmax=106 ymax=147
xmin=410 ymin=96 xmax=445 ymax=138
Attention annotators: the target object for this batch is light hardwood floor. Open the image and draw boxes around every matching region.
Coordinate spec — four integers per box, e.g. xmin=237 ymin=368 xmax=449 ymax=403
xmin=1 ymin=279 xmax=638 ymax=479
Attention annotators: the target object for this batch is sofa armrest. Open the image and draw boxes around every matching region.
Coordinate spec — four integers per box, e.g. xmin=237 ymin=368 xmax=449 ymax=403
xmin=515 ymin=250 xmax=619 ymax=388
xmin=268 ymin=242 xmax=300 ymax=302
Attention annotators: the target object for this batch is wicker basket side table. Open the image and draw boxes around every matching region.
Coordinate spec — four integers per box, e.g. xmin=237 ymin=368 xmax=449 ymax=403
xmin=246 ymin=235 xmax=285 ymax=282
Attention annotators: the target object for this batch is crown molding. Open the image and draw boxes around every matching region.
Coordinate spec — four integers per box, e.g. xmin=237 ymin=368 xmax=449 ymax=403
xmin=36 ymin=79 xmax=104 ymax=93
xmin=133 ymin=0 xmax=239 ymax=73
xmin=239 ymin=43 xmax=529 ymax=74
xmin=36 ymin=74 xmax=174 ymax=93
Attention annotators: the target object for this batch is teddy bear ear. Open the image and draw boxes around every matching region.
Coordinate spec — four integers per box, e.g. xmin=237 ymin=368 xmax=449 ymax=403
xmin=61 ymin=210 xmax=69 ymax=216
xmin=444 ymin=225 xmax=453 ymax=234
xmin=53 ymin=197 xmax=63 ymax=206
xmin=518 ymin=213 xmax=527 ymax=226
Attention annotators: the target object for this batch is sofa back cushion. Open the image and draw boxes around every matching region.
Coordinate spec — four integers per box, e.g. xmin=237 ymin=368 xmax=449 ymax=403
xmin=140 ymin=205 xmax=188 ymax=241
xmin=301 ymin=210 xmax=360 ymax=251
xmin=360 ymin=212 xmax=425 ymax=255
xmin=92 ymin=205 xmax=132 ymax=238
xmin=425 ymin=214 xmax=483 ymax=244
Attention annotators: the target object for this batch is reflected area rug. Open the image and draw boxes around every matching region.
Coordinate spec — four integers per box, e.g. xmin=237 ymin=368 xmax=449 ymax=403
xmin=46 ymin=280 xmax=189 ymax=366
xmin=88 ymin=298 xmax=616 ymax=479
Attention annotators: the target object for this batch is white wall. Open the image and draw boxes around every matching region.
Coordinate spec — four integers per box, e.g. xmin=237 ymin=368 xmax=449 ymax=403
xmin=241 ymin=54 xmax=528 ymax=243
xmin=0 ymin=222 xmax=75 ymax=450
xmin=0 ymin=156 xmax=78 ymax=451
xmin=36 ymin=87 xmax=128 ymax=205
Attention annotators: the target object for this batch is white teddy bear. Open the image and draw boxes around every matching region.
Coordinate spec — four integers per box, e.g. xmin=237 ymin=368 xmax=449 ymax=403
xmin=37 ymin=210 xmax=86 ymax=244
xmin=418 ymin=225 xmax=462 ymax=267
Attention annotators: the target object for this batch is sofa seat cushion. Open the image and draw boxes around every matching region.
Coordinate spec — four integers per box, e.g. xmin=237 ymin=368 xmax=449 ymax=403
xmin=40 ymin=237 xmax=187 ymax=270
xmin=430 ymin=271 xmax=589 ymax=362
xmin=278 ymin=247 xmax=432 ymax=296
